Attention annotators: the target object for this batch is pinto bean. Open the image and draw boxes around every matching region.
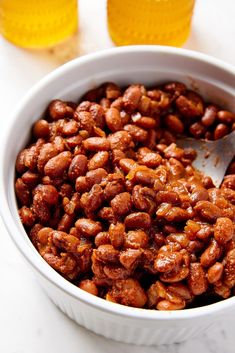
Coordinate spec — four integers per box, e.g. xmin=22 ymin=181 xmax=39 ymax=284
xmin=78 ymin=279 xmax=98 ymax=296
xmin=188 ymin=263 xmax=208 ymax=295
xmin=105 ymin=107 xmax=123 ymax=132
xmin=214 ymin=217 xmax=234 ymax=244
xmin=83 ymin=137 xmax=110 ymax=151
xmin=124 ymin=124 xmax=148 ymax=143
xmin=200 ymin=239 xmax=221 ymax=268
xmin=44 ymin=151 xmax=72 ymax=179
xmin=107 ymin=130 xmax=133 ymax=150
xmin=88 ymin=151 xmax=109 ymax=170
xmin=75 ymin=218 xmax=102 ymax=237
xmin=108 ymin=279 xmax=147 ymax=307
xmin=125 ymin=230 xmax=148 ymax=249
xmin=124 ymin=212 xmax=151 ymax=230
xmin=109 ymin=223 xmax=125 ymax=249
xmin=68 ymin=155 xmax=88 ymax=180
xmin=194 ymin=201 xmax=222 ymax=222
xmin=110 ymin=192 xmax=132 ymax=216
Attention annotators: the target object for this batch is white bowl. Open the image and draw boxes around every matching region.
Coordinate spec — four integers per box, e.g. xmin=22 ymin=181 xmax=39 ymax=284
xmin=1 ymin=46 xmax=235 ymax=346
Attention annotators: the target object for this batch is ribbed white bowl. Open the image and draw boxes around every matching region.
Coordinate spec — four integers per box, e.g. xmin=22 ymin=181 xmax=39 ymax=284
xmin=1 ymin=46 xmax=235 ymax=345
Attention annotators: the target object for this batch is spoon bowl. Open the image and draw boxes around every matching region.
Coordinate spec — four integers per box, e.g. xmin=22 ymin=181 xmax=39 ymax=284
xmin=177 ymin=130 xmax=235 ymax=187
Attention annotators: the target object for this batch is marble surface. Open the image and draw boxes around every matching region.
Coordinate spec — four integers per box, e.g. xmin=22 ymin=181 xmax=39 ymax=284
xmin=0 ymin=0 xmax=235 ymax=352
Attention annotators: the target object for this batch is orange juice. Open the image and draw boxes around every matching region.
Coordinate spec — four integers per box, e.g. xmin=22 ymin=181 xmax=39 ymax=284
xmin=0 ymin=0 xmax=78 ymax=48
xmin=107 ymin=0 xmax=195 ymax=47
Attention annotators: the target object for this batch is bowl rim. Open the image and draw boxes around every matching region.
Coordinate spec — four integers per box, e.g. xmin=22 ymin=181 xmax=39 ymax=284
xmin=1 ymin=45 xmax=235 ymax=321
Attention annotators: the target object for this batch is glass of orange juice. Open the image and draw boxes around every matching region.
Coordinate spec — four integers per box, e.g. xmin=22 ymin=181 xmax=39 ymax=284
xmin=0 ymin=0 xmax=78 ymax=48
xmin=107 ymin=0 xmax=195 ymax=47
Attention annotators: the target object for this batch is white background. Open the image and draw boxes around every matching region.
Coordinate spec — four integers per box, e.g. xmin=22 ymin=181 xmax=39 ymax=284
xmin=0 ymin=1 xmax=235 ymax=352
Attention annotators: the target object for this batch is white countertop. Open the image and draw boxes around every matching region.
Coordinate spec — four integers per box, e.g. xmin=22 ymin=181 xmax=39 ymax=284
xmin=0 ymin=0 xmax=235 ymax=352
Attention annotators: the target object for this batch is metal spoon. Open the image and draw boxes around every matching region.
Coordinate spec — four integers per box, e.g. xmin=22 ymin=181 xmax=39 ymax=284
xmin=176 ymin=130 xmax=235 ymax=187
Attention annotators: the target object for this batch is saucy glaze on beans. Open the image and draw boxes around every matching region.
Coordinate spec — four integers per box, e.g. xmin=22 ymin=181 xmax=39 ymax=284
xmin=15 ymin=81 xmax=235 ymax=310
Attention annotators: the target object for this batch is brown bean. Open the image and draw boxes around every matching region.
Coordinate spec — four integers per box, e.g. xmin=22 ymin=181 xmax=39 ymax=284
xmin=188 ymin=263 xmax=207 ymax=295
xmin=36 ymin=184 xmax=59 ymax=205
xmin=132 ymin=185 xmax=156 ymax=213
xmin=83 ymin=137 xmax=110 ymax=151
xmin=80 ymin=184 xmax=104 ymax=212
xmin=103 ymin=264 xmax=130 ymax=280
xmin=190 ymin=187 xmax=209 ymax=206
xmin=134 ymin=168 xmax=157 ymax=186
xmin=108 ymin=223 xmax=124 ymax=249
xmin=32 ymin=192 xmax=50 ymax=224
xmin=75 ymin=218 xmax=102 ymax=237
xmin=154 ymin=252 xmax=182 ymax=273
xmin=176 ymin=91 xmax=204 ymax=118
xmin=15 ymin=178 xmax=31 ymax=206
xmin=105 ymin=107 xmax=123 ymax=132
xmin=119 ymin=249 xmax=141 ymax=270
xmin=108 ymin=132 xmax=132 ymax=154
xmin=156 ymin=204 xmax=190 ymax=222
xmin=104 ymin=82 xmax=121 ymax=100
xmin=61 ymin=120 xmax=79 ymax=136
xmin=21 ymin=171 xmax=39 ymax=189
xmin=157 ymin=300 xmax=185 ymax=311
xmin=137 ymin=147 xmax=162 ymax=168
xmin=214 ymin=283 xmax=231 ymax=298
xmin=207 ymin=262 xmax=223 ymax=284
xmin=124 ymin=124 xmax=148 ymax=143
xmin=224 ymin=249 xmax=235 ymax=288
xmin=18 ymin=206 xmax=35 ymax=227
xmin=214 ymin=217 xmax=234 ymax=245
xmin=200 ymin=239 xmax=221 ymax=267
xmin=164 ymin=143 xmax=184 ymax=160
xmin=156 ymin=191 xmax=180 ymax=205
xmin=134 ymin=116 xmax=157 ymax=130
xmin=98 ymin=207 xmax=117 ymax=223
xmin=164 ymin=82 xmax=186 ymax=97
xmin=16 ymin=149 xmax=28 ymax=174
xmin=119 ymin=158 xmax=138 ymax=173
xmin=65 ymin=134 xmax=83 ymax=149
xmin=201 ymin=105 xmax=217 ymax=127
xmin=125 ymin=230 xmax=148 ymax=249
xmin=51 ymin=230 xmax=80 ymax=252
xmin=123 ymin=85 xmax=142 ymax=113
xmin=44 ymin=151 xmax=72 ymax=179
xmin=37 ymin=143 xmax=59 ymax=173
xmin=217 ymin=110 xmax=235 ymax=124
xmin=167 ymin=283 xmax=192 ymax=301
xmin=95 ymin=244 xmax=119 ymax=263
xmin=103 ymin=174 xmax=125 ymax=200
xmin=88 ymin=151 xmax=109 ymax=170
xmin=124 ymin=212 xmax=151 ymax=230
xmin=194 ymin=201 xmax=222 ymax=222
xmin=78 ymin=279 xmax=98 ymax=296
xmin=137 ymin=95 xmax=151 ymax=115
xmin=33 ymin=119 xmax=50 ymax=138
xmin=160 ymin=267 xmax=189 ymax=283
xmin=189 ymin=122 xmax=206 ymax=138
xmin=75 ymin=176 xmax=89 ymax=193
xmin=48 ymin=100 xmax=73 ymax=120
xmin=165 ymin=115 xmax=184 ymax=134
xmin=68 ymin=155 xmax=88 ymax=180
xmin=108 ymin=279 xmax=147 ymax=307
xmin=57 ymin=213 xmax=75 ymax=233
xmin=214 ymin=123 xmax=229 ymax=140
xmin=43 ymin=253 xmax=78 ymax=278
xmin=95 ymin=232 xmax=110 ymax=247
xmin=86 ymin=168 xmax=108 ymax=188
xmin=222 ymin=175 xmax=235 ymax=190
xmin=110 ymin=192 xmax=132 ymax=216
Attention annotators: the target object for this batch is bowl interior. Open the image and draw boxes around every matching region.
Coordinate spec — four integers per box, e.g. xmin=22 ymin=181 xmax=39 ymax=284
xmin=1 ymin=46 xmax=235 ymax=320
